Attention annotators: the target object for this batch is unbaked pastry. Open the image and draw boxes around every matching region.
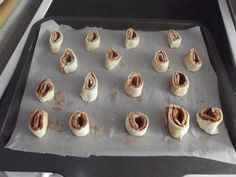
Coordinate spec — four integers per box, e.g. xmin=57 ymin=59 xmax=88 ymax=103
xmin=81 ymin=72 xmax=98 ymax=102
xmin=165 ymin=104 xmax=190 ymax=140
xmin=125 ymin=28 xmax=139 ymax=49
xmin=69 ymin=111 xmax=90 ymax=137
xmin=170 ymin=71 xmax=189 ymax=97
xmin=49 ymin=29 xmax=63 ymax=53
xmin=86 ymin=31 xmax=100 ymax=51
xmin=196 ymin=107 xmax=223 ymax=135
xmin=125 ymin=72 xmax=144 ymax=98
xmin=125 ymin=112 xmax=149 ymax=136
xmin=152 ymin=50 xmax=169 ymax=73
xmin=167 ymin=30 xmax=182 ymax=49
xmin=105 ymin=48 xmax=122 ymax=70
xmin=60 ymin=48 xmax=78 ymax=74
xmin=185 ymin=48 xmax=203 ymax=72
xmin=28 ymin=109 xmax=48 ymax=138
xmin=35 ymin=79 xmax=55 ymax=102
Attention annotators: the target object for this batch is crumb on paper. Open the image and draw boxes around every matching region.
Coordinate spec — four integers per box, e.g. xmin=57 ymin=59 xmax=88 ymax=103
xmin=135 ymin=94 xmax=143 ymax=102
xmin=49 ymin=90 xmax=65 ymax=111
xmin=120 ymin=60 xmax=126 ymax=67
xmin=110 ymin=90 xmax=118 ymax=102
xmin=48 ymin=119 xmax=65 ymax=132
xmin=90 ymin=124 xmax=104 ymax=135
xmin=196 ymin=99 xmax=205 ymax=104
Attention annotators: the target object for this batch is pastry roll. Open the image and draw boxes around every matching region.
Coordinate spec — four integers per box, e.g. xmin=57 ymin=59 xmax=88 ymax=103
xmin=170 ymin=71 xmax=189 ymax=97
xmin=28 ymin=109 xmax=48 ymax=138
xmin=49 ymin=29 xmax=63 ymax=53
xmin=86 ymin=31 xmax=100 ymax=51
xmin=81 ymin=72 xmax=98 ymax=102
xmin=60 ymin=48 xmax=78 ymax=74
xmin=167 ymin=30 xmax=182 ymax=49
xmin=105 ymin=48 xmax=122 ymax=70
xmin=125 ymin=112 xmax=149 ymax=136
xmin=185 ymin=48 xmax=203 ymax=72
xmin=125 ymin=28 xmax=139 ymax=49
xmin=152 ymin=50 xmax=169 ymax=73
xmin=35 ymin=79 xmax=55 ymax=102
xmin=165 ymin=104 xmax=190 ymax=140
xmin=196 ymin=107 xmax=223 ymax=135
xmin=69 ymin=111 xmax=90 ymax=137
xmin=125 ymin=72 xmax=144 ymax=98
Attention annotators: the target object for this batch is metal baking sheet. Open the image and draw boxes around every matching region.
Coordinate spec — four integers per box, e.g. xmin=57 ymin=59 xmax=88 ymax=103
xmin=6 ymin=20 xmax=236 ymax=164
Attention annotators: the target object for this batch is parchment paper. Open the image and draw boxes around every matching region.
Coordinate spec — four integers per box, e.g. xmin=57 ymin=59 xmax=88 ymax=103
xmin=6 ymin=20 xmax=236 ymax=164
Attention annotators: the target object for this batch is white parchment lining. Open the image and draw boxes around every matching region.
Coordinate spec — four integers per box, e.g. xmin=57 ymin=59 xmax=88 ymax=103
xmin=6 ymin=20 xmax=236 ymax=164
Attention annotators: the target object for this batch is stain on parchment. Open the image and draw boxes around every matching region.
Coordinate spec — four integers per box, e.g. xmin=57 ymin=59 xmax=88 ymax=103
xmin=49 ymin=91 xmax=65 ymax=111
xmin=90 ymin=124 xmax=104 ymax=135
xmin=110 ymin=90 xmax=118 ymax=102
xmin=135 ymin=94 xmax=143 ymax=102
xmin=48 ymin=119 xmax=65 ymax=132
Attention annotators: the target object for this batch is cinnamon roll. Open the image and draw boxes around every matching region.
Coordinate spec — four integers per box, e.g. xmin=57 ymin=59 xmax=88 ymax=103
xmin=167 ymin=30 xmax=182 ymax=49
xmin=35 ymin=79 xmax=55 ymax=102
xmin=196 ymin=107 xmax=223 ymax=135
xmin=125 ymin=112 xmax=149 ymax=136
xmin=81 ymin=72 xmax=98 ymax=102
xmin=105 ymin=48 xmax=122 ymax=70
xmin=185 ymin=48 xmax=203 ymax=72
xmin=170 ymin=71 xmax=189 ymax=97
xmin=28 ymin=109 xmax=48 ymax=138
xmin=165 ymin=104 xmax=190 ymax=140
xmin=86 ymin=31 xmax=100 ymax=51
xmin=152 ymin=50 xmax=169 ymax=73
xmin=60 ymin=48 xmax=78 ymax=74
xmin=125 ymin=72 xmax=144 ymax=98
xmin=69 ymin=111 xmax=90 ymax=137
xmin=125 ymin=28 xmax=139 ymax=49
xmin=49 ymin=29 xmax=63 ymax=53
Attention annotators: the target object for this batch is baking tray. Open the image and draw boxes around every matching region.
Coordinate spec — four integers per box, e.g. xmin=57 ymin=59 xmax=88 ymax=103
xmin=1 ymin=16 xmax=236 ymax=154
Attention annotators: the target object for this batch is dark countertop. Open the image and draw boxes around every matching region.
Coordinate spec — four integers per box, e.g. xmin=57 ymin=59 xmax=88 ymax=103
xmin=0 ymin=0 xmax=236 ymax=176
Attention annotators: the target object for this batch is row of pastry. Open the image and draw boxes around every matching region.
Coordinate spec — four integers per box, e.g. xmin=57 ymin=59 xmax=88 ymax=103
xmin=28 ymin=105 xmax=223 ymax=139
xmin=57 ymin=46 xmax=202 ymax=75
xmin=35 ymin=69 xmax=190 ymax=105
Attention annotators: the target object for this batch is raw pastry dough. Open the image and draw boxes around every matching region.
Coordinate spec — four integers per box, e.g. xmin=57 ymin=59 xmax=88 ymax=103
xmin=125 ymin=28 xmax=139 ymax=49
xmin=185 ymin=48 xmax=203 ymax=72
xmin=125 ymin=72 xmax=144 ymax=98
xmin=86 ymin=31 xmax=100 ymax=51
xmin=69 ymin=111 xmax=90 ymax=137
xmin=165 ymin=104 xmax=190 ymax=140
xmin=125 ymin=112 xmax=149 ymax=136
xmin=28 ymin=109 xmax=48 ymax=138
xmin=170 ymin=71 xmax=189 ymax=97
xmin=167 ymin=30 xmax=182 ymax=48
xmin=105 ymin=48 xmax=122 ymax=70
xmin=35 ymin=79 xmax=55 ymax=102
xmin=196 ymin=107 xmax=223 ymax=135
xmin=49 ymin=29 xmax=63 ymax=53
xmin=60 ymin=48 xmax=78 ymax=74
xmin=152 ymin=50 xmax=169 ymax=73
xmin=81 ymin=72 xmax=98 ymax=102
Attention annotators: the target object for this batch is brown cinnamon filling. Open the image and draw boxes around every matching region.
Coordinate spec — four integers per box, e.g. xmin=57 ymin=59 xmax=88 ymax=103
xmin=85 ymin=73 xmax=96 ymax=89
xmin=199 ymin=108 xmax=221 ymax=122
xmin=71 ymin=112 xmax=88 ymax=129
xmin=190 ymin=49 xmax=201 ymax=63
xmin=166 ymin=106 xmax=187 ymax=127
xmin=36 ymin=79 xmax=53 ymax=97
xmin=174 ymin=72 xmax=186 ymax=86
xmin=170 ymin=30 xmax=180 ymax=40
xmin=129 ymin=113 xmax=147 ymax=130
xmin=29 ymin=110 xmax=44 ymax=131
xmin=87 ymin=32 xmax=98 ymax=42
xmin=127 ymin=28 xmax=137 ymax=40
xmin=61 ymin=50 xmax=74 ymax=65
xmin=156 ymin=51 xmax=167 ymax=62
xmin=129 ymin=74 xmax=143 ymax=87
xmin=107 ymin=48 xmax=119 ymax=60
xmin=51 ymin=31 xmax=61 ymax=42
